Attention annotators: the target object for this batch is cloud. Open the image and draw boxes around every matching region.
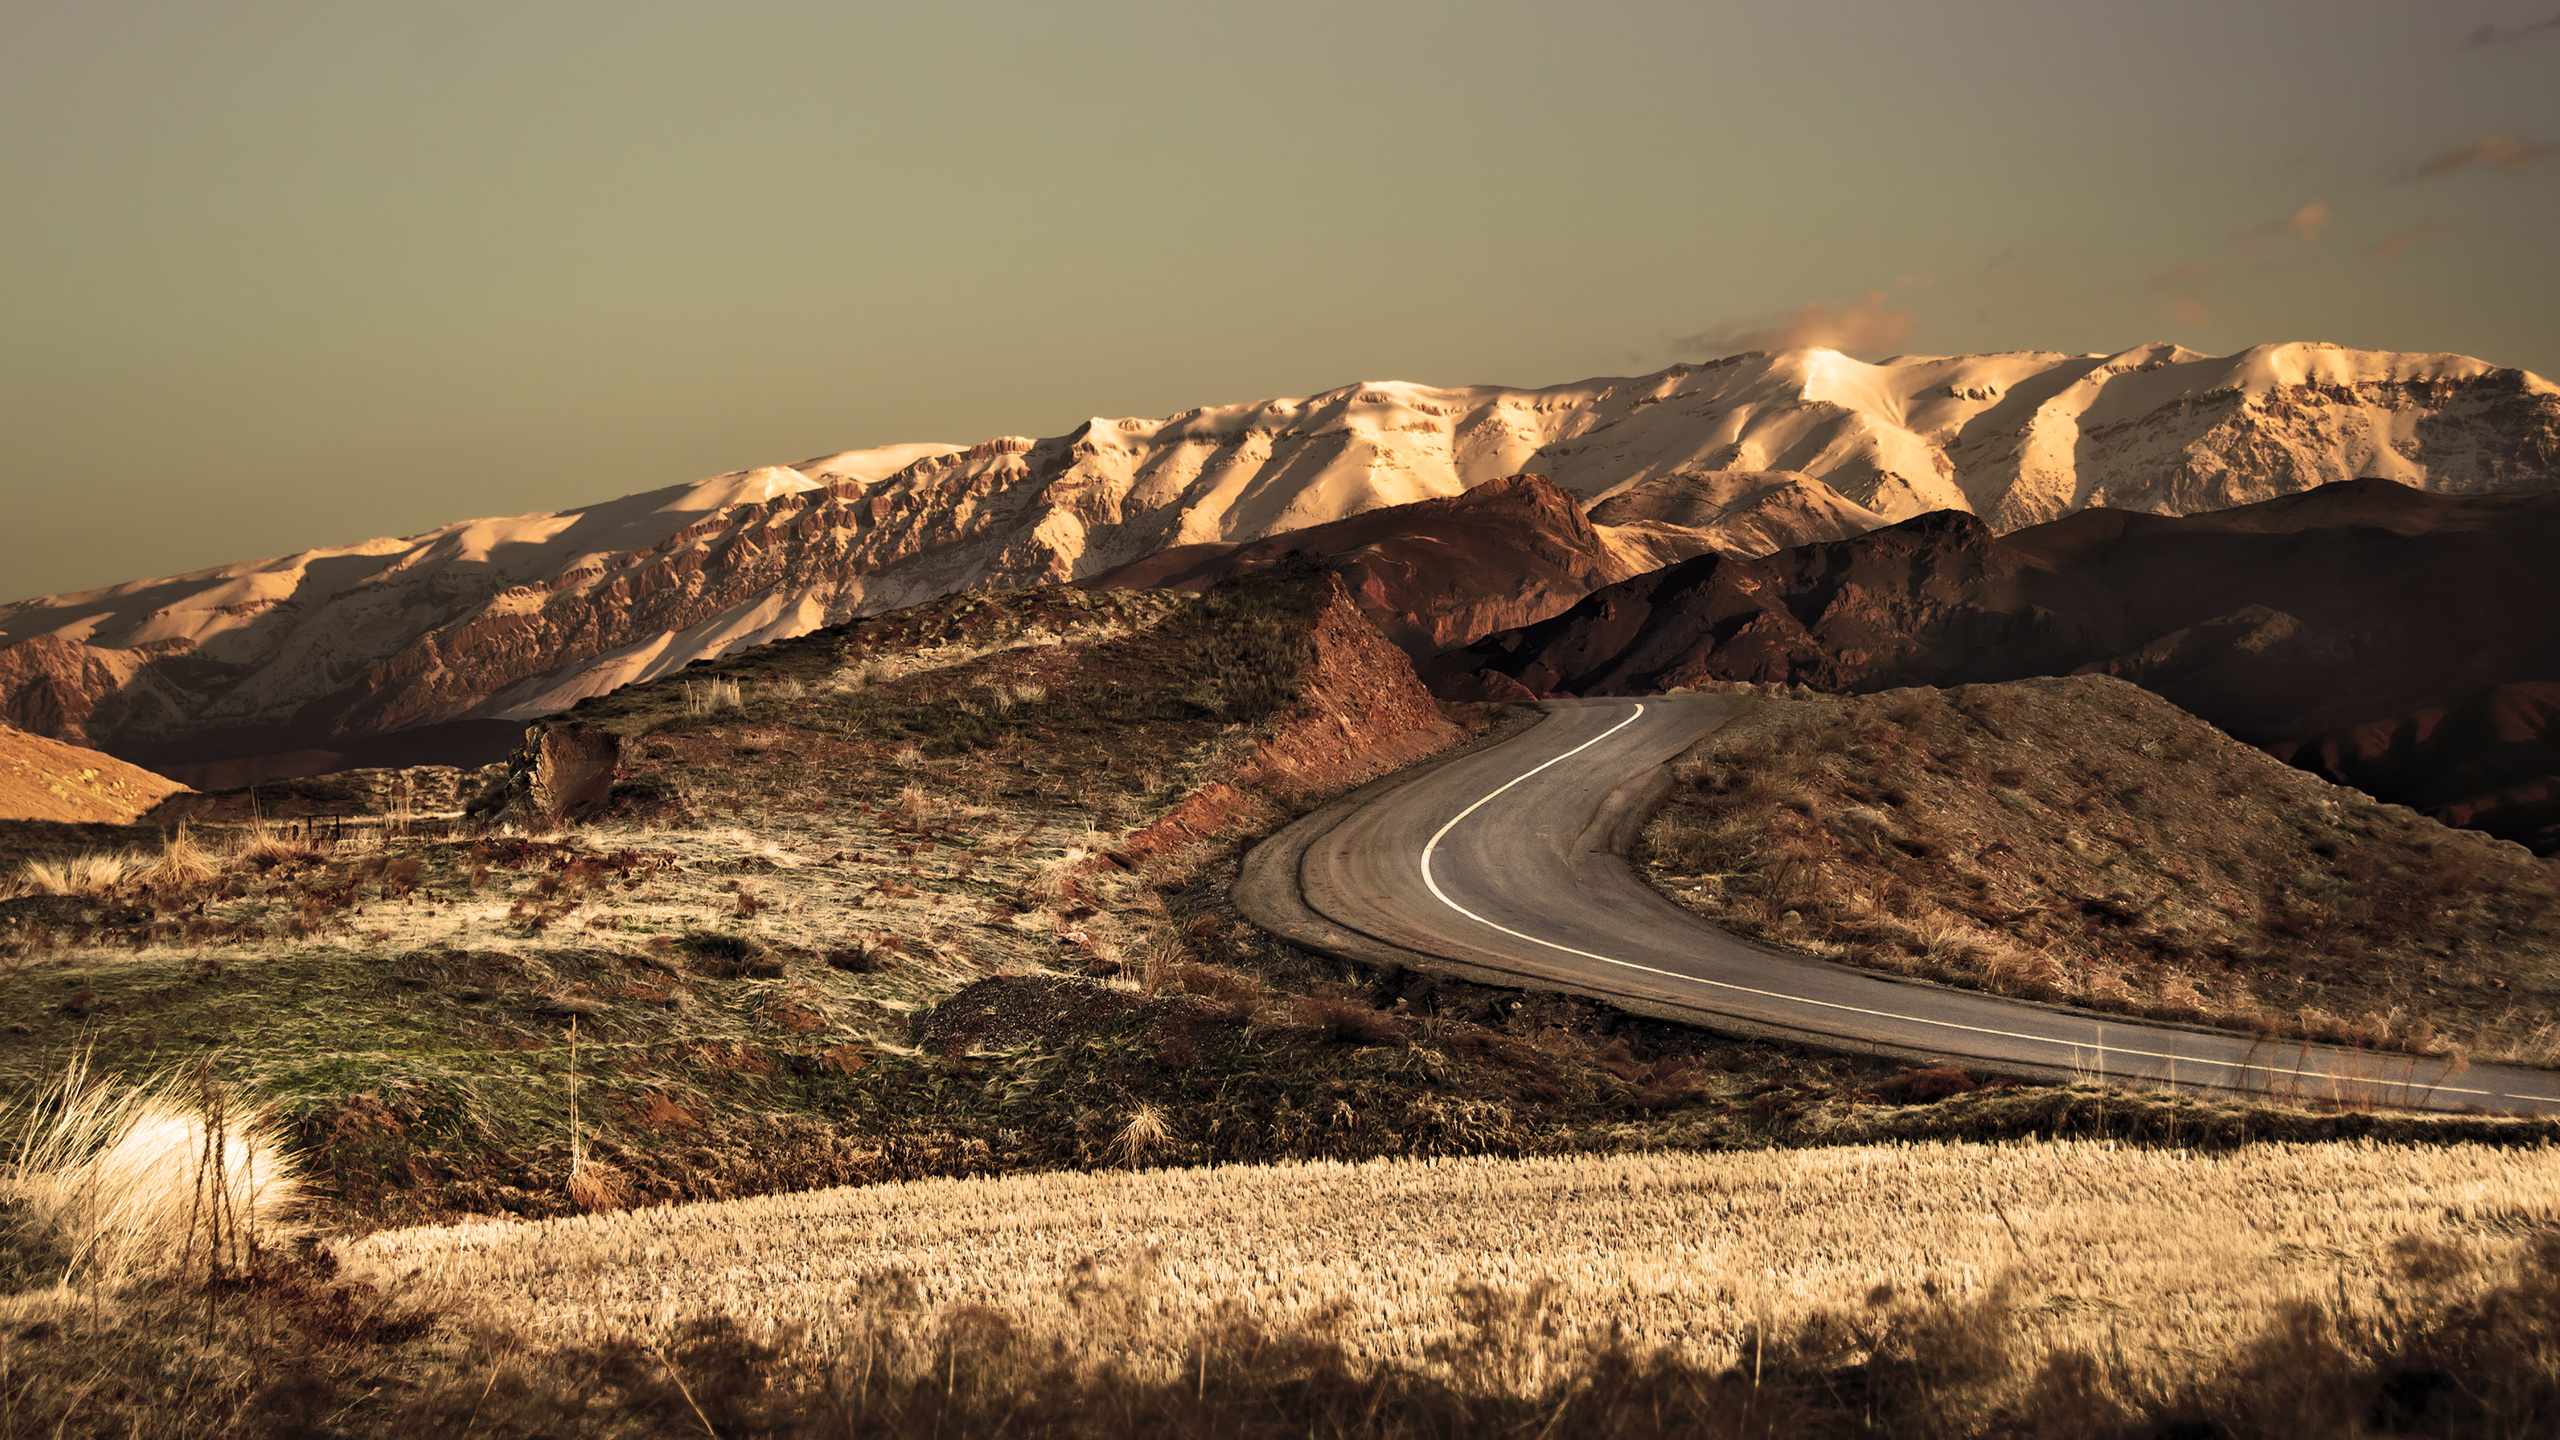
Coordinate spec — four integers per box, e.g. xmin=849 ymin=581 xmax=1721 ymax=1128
xmin=2150 ymin=260 xmax=2209 ymax=290
xmin=2166 ymin=299 xmax=2214 ymax=329
xmin=2466 ymin=12 xmax=2560 ymax=44
xmin=1672 ymin=289 xmax=1916 ymax=358
xmin=2413 ymin=132 xmax=2559 ymax=177
xmin=2367 ymin=221 xmax=2444 ymax=259
xmin=2280 ymin=199 xmax=2329 ymax=241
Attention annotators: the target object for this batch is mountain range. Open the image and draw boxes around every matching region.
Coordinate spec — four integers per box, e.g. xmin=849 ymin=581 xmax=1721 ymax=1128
xmin=2 ymin=341 xmax=2554 ymax=786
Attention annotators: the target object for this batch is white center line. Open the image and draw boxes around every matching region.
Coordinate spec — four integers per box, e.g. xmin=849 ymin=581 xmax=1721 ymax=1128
xmin=1416 ymin=703 xmax=2536 ymax=1106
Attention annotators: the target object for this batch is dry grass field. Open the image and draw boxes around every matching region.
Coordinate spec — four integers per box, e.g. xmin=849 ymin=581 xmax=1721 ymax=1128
xmin=7 ymin=1062 xmax=2556 ymax=1435
xmin=344 ymin=1140 xmax=2559 ymax=1383
xmin=1640 ymin=676 xmax=2560 ymax=1065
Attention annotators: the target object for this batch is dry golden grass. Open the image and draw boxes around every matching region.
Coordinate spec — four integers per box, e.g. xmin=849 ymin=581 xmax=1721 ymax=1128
xmin=2 ymin=1054 xmax=302 ymax=1289
xmin=16 ymin=849 xmax=139 ymax=897
xmin=683 ymin=676 xmax=745 ymax=714
xmin=342 ymin=1139 xmax=2560 ymax=1407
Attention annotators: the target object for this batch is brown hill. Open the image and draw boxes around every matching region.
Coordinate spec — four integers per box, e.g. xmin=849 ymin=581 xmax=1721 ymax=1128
xmin=2272 ymin=683 xmax=2560 ymax=853
xmin=1639 ymin=677 xmax=2560 ymax=1060
xmin=1427 ymin=479 xmax=2560 ymax=762
xmin=1084 ymin=475 xmax=1681 ymax=653
xmin=0 ymin=726 xmax=186 ymax=824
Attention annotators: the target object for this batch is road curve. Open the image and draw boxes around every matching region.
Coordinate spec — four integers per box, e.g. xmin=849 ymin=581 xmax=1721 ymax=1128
xmin=1250 ymin=695 xmax=2560 ymax=1116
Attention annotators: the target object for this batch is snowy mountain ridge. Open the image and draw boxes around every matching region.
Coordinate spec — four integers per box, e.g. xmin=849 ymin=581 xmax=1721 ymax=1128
xmin=3 ymin=341 xmax=2553 ymax=784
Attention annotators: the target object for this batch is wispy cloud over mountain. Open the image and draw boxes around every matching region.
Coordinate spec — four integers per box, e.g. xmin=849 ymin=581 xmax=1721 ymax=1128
xmin=1672 ymin=288 xmax=1916 ymax=359
xmin=2414 ymin=133 xmax=2558 ymax=177
xmin=2241 ymin=199 xmax=2331 ymax=244
xmin=2465 ymin=12 xmax=2560 ymax=45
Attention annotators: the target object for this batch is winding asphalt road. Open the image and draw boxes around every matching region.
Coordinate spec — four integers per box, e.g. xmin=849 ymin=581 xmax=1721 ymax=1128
xmin=1242 ymin=695 xmax=2560 ymax=1116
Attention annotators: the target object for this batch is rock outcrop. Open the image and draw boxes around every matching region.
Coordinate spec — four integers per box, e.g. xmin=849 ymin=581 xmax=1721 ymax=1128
xmin=1089 ymin=475 xmax=1790 ymax=654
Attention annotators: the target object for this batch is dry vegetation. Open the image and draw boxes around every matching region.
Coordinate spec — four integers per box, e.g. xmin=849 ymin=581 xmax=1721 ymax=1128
xmin=10 ymin=1072 xmax=2560 ymax=1439
xmin=3 ymin=591 xmax=2556 ymax=1243
xmin=4 ymin=578 xmax=2560 ymax=1432
xmin=1640 ymin=676 xmax=2560 ymax=1065
xmin=0 ymin=571 xmax=1516 ymax=1223
xmin=348 ymin=1140 xmax=2560 ymax=1394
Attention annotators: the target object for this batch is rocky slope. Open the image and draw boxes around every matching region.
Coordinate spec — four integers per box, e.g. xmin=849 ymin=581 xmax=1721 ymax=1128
xmin=1428 ymin=480 xmax=2560 ymax=794
xmin=1084 ymin=473 xmax=1879 ymax=653
xmin=2272 ymin=683 xmax=2560 ymax=854
xmin=0 ymin=727 xmax=187 ymax=824
xmin=5 ymin=342 xmax=2552 ymax=784
xmin=1639 ymin=677 xmax=2560 ymax=1056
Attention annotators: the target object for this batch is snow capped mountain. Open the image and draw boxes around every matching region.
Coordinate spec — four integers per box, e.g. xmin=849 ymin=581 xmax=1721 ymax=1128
xmin=3 ymin=342 xmax=2553 ymax=784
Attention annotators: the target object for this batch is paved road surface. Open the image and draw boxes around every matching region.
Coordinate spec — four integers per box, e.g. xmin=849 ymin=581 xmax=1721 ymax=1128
xmin=1266 ymin=695 xmax=2560 ymax=1115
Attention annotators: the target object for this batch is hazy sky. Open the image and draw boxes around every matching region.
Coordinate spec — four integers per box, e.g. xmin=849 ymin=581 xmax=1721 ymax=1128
xmin=4 ymin=1 xmax=2556 ymax=599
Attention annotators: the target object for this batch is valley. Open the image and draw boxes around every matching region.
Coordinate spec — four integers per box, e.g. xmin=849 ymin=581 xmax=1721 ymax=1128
xmin=1 ymin=345 xmax=2555 ymax=1438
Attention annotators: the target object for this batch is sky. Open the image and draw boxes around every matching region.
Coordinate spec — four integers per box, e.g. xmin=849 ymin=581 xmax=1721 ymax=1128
xmin=3 ymin=0 xmax=2556 ymax=600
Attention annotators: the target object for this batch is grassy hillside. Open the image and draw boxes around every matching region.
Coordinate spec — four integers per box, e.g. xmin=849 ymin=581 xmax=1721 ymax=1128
xmin=1639 ymin=676 xmax=2560 ymax=1065
xmin=5 ymin=587 xmax=2557 ymax=1235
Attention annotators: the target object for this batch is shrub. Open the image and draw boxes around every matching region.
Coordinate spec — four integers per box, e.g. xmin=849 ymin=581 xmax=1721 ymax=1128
xmin=1879 ymin=1066 xmax=1980 ymax=1103
xmin=684 ymin=677 xmax=744 ymax=715
xmin=19 ymin=851 xmax=138 ymax=897
xmin=1 ymin=1055 xmax=301 ymax=1288
xmin=679 ymin=930 xmax=783 ymax=979
xmin=1294 ymin=994 xmax=1410 ymax=1046
xmin=825 ymin=944 xmax=887 ymax=974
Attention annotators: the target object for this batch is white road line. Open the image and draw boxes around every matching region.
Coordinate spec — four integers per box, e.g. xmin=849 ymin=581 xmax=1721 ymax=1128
xmin=1415 ymin=703 xmax=2534 ymax=1105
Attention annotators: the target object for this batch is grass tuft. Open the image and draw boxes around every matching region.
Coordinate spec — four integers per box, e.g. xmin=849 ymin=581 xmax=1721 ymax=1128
xmin=2 ymin=1053 xmax=301 ymax=1288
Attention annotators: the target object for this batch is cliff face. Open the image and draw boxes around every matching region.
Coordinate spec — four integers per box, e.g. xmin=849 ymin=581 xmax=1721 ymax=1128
xmin=5 ymin=343 xmax=2553 ymax=783
xmin=1428 ymin=480 xmax=2560 ymax=754
xmin=1115 ymin=570 xmax=1465 ymax=870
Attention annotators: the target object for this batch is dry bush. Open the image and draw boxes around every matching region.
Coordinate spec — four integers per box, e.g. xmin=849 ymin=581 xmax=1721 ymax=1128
xmin=1025 ymin=848 xmax=1093 ymax=900
xmin=678 ymin=929 xmax=783 ymax=979
xmin=889 ymin=783 xmax=936 ymax=826
xmin=2 ymin=1055 xmax=302 ymax=1288
xmin=1174 ymin=961 xmax=1270 ymax=1018
xmin=238 ymin=833 xmax=327 ymax=872
xmin=684 ymin=677 xmax=745 ymax=715
xmin=1112 ymin=1103 xmax=1171 ymax=1167
xmin=1294 ymin=993 xmax=1410 ymax=1046
xmin=18 ymin=850 xmax=138 ymax=897
xmin=147 ymin=824 xmax=224 ymax=890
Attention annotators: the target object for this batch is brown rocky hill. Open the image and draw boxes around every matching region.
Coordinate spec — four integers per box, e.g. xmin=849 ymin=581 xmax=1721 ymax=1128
xmin=1084 ymin=473 xmax=1878 ymax=654
xmin=2272 ymin=683 xmax=2560 ymax=854
xmin=1427 ymin=480 xmax=2560 ymax=842
xmin=5 ymin=343 xmax=2549 ymax=789
xmin=0 ymin=726 xmax=186 ymax=824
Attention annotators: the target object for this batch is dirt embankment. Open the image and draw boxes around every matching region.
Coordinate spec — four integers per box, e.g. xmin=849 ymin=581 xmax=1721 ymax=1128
xmin=0 ymin=725 xmax=186 ymax=824
xmin=1637 ymin=675 xmax=2560 ymax=1064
